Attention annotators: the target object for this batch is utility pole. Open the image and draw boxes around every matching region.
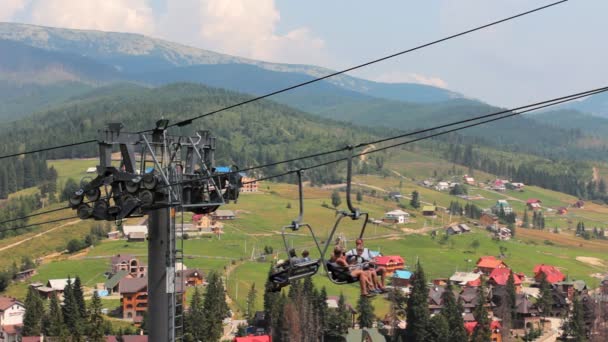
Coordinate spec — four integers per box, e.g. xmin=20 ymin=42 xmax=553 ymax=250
xmin=67 ymin=122 xmax=242 ymax=342
xmin=148 ymin=208 xmax=171 ymax=341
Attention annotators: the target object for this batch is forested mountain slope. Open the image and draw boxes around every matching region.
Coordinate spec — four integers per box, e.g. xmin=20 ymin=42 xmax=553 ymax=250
xmin=0 ymin=83 xmax=385 ymax=186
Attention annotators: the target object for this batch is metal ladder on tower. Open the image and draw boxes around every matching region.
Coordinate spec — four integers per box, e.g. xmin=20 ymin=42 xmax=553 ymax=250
xmin=172 ymin=206 xmax=185 ymax=341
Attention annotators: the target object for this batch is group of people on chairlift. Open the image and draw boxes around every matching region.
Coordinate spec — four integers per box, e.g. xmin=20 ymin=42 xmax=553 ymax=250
xmin=330 ymin=238 xmax=387 ymax=297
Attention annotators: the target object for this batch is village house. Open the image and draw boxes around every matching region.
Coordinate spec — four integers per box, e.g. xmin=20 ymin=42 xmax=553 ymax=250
xmin=14 ymin=269 xmax=35 ymax=282
xmin=510 ymin=182 xmax=525 ymax=190
xmin=435 ymin=181 xmax=450 ymax=191
xmin=106 ymin=230 xmax=120 ymax=240
xmin=428 ymin=286 xmax=447 ymax=315
xmin=33 ymin=279 xmax=70 ymax=299
xmin=382 ymin=210 xmax=409 ymax=224
xmin=487 ymin=268 xmax=522 ymax=292
xmin=463 ymin=175 xmax=475 ymax=185
xmin=556 ymin=207 xmax=568 ymax=215
xmin=326 ymin=296 xmax=357 ymax=328
xmin=464 ymin=321 xmax=502 ymax=342
xmin=234 ymin=336 xmax=271 ymax=342
xmin=122 ymin=225 xmax=148 ymax=241
xmin=104 ymin=270 xmax=129 ymax=294
xmin=0 ymin=297 xmax=25 ymax=342
xmin=449 ymin=272 xmax=481 ymax=287
xmin=108 ymin=335 xmax=151 ymax=342
xmin=555 ymin=279 xmax=588 ymax=301
xmin=573 ymin=200 xmax=585 ymax=208
xmin=476 ymin=256 xmax=508 ymax=275
xmin=373 ymin=256 xmax=404 ymax=276
xmin=493 ymin=200 xmax=513 ymax=214
xmin=110 ymin=254 xmax=147 ymax=278
xmin=388 ymin=192 xmax=402 ymax=200
xmin=514 ymin=294 xmax=541 ymax=330
xmin=533 ymin=264 xmax=565 ymax=284
xmin=458 ymin=287 xmax=492 ymax=317
xmin=391 ymin=270 xmax=413 ymax=288
xmin=445 ymin=223 xmax=472 ymax=236
xmin=176 ymin=269 xmax=204 ymax=287
xmin=526 ymin=199 xmax=542 ymax=211
xmin=212 ymin=210 xmax=236 ymax=220
xmin=422 ymin=205 xmax=437 ymax=217
xmin=491 ymin=179 xmax=506 ymax=192
xmin=240 ymin=176 xmax=258 ymax=193
xmin=479 ymin=213 xmax=499 ymax=227
xmin=119 ymin=277 xmax=148 ymax=324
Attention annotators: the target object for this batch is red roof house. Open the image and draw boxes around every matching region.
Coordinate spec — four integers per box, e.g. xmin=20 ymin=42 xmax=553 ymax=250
xmin=234 ymin=335 xmax=272 ymax=342
xmin=476 ymin=256 xmax=508 ymax=275
xmin=374 ymin=256 xmax=405 ymax=276
xmin=526 ymin=199 xmax=542 ymax=210
xmin=464 ymin=321 xmax=502 ymax=336
xmin=488 ymin=268 xmax=522 ymax=291
xmin=534 ymin=264 xmax=565 ymax=284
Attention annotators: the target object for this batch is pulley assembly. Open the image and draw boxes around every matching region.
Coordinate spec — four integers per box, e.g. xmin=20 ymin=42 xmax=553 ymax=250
xmin=69 ymin=121 xmax=242 ymax=221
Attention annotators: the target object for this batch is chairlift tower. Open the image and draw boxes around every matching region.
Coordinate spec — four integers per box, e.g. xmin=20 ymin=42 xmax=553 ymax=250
xmin=68 ymin=121 xmax=242 ymax=342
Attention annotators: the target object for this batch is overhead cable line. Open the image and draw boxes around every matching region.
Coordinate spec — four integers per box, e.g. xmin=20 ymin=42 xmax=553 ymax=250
xmin=5 ymin=86 xmax=600 ymax=232
xmin=240 ymin=86 xmax=608 ymax=185
xmin=166 ymin=0 xmax=566 ymax=128
xmin=3 ymin=84 xmax=605 ymax=227
xmin=0 ymin=0 xmax=567 ymax=161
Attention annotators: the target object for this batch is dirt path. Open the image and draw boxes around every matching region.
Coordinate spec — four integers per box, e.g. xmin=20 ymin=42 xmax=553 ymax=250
xmin=360 ymin=144 xmax=376 ymax=162
xmin=0 ymin=219 xmax=80 ymax=252
xmin=321 ymin=182 xmax=387 ymax=193
xmin=592 ymin=166 xmax=600 ymax=183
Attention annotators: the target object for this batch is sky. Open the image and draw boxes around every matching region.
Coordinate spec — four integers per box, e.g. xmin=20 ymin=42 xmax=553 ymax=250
xmin=1 ymin=0 xmax=607 ymax=107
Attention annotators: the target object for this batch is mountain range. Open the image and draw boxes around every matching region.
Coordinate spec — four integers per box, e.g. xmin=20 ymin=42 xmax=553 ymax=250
xmin=1 ymin=22 xmax=608 ymax=163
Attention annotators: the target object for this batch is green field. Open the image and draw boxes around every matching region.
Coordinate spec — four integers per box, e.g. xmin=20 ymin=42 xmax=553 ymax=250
xmin=1 ymin=152 xmax=607 ymax=329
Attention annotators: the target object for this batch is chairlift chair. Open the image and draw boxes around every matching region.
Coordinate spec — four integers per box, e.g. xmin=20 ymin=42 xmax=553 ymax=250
xmin=319 ymin=147 xmax=370 ymax=285
xmin=267 ymin=170 xmax=322 ymax=292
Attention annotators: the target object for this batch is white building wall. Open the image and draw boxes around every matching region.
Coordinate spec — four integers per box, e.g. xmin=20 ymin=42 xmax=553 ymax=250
xmin=2 ymin=304 xmax=25 ymax=325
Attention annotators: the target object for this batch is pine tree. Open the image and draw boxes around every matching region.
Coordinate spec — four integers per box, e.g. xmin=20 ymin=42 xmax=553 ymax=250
xmin=202 ymin=271 xmax=228 ymax=342
xmin=73 ymin=276 xmax=87 ymax=319
xmin=506 ymin=271 xmax=517 ymax=321
xmin=331 ymin=190 xmax=342 ymax=209
xmin=187 ymin=286 xmax=205 ymax=341
xmin=441 ymin=283 xmax=467 ymax=342
xmin=62 ymin=277 xmax=84 ymax=341
xmin=410 ymin=191 xmax=421 ymax=209
xmin=326 ymin=293 xmax=351 ymax=339
xmin=471 ymin=286 xmax=491 ymax=342
xmin=405 ymin=260 xmax=429 ymax=342
xmin=428 ymin=314 xmax=450 ymax=342
xmin=246 ymin=283 xmax=257 ymax=323
xmin=88 ymin=291 xmax=105 ymax=342
xmin=565 ymin=295 xmax=588 ymax=342
xmin=22 ymin=287 xmax=45 ymax=336
xmin=537 ymin=273 xmax=553 ymax=318
xmin=522 ymin=209 xmax=529 ymax=228
xmin=357 ymin=295 xmax=375 ymax=328
xmin=315 ymin=287 xmax=329 ymax=340
xmin=44 ymin=292 xmax=66 ymax=337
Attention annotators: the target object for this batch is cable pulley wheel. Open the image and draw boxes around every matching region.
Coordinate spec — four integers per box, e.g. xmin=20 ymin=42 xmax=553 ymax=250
xmin=138 ymin=190 xmax=154 ymax=206
xmin=77 ymin=204 xmax=93 ymax=220
xmin=142 ymin=174 xmax=158 ymax=190
xmin=69 ymin=193 xmax=84 ymax=207
xmin=85 ymin=188 xmax=101 ymax=202
xmin=125 ymin=180 xmax=140 ymax=193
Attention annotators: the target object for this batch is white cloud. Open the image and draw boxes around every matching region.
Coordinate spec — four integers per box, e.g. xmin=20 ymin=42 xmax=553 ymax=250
xmin=0 ymin=0 xmax=27 ymax=21
xmin=373 ymin=71 xmax=448 ymax=88
xmin=27 ymin=0 xmax=155 ymax=34
xmin=160 ymin=0 xmax=327 ymax=65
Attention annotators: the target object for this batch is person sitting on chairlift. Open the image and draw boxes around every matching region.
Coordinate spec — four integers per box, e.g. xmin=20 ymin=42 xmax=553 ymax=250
xmin=346 ymin=239 xmax=387 ymax=292
xmin=301 ymin=250 xmax=310 ymax=262
xmin=332 ymin=246 xmax=374 ymax=297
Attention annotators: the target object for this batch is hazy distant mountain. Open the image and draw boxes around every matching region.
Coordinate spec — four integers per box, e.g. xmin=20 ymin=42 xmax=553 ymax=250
xmin=0 ymin=22 xmax=461 ymax=104
xmin=530 ymin=109 xmax=608 ymax=136
xmin=549 ymin=91 xmax=608 ymax=118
